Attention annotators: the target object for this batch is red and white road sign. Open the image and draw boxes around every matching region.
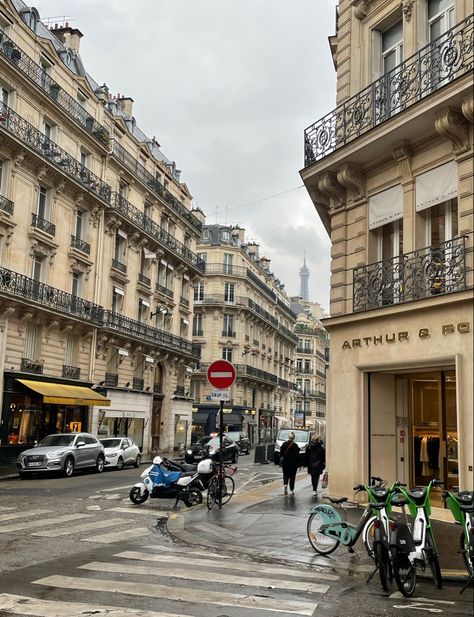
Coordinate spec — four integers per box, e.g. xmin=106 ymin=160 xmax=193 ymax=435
xmin=207 ymin=360 xmax=236 ymax=390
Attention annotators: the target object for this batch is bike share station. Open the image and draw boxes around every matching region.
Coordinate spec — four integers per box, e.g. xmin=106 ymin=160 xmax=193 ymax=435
xmin=207 ymin=359 xmax=236 ymax=510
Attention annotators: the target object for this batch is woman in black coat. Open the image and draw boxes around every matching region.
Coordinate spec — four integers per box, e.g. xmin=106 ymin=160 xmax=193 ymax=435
xmin=305 ymin=435 xmax=325 ymax=495
xmin=280 ymin=431 xmax=300 ymax=495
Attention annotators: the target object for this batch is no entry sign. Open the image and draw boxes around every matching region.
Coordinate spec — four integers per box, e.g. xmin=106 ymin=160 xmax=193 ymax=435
xmin=207 ymin=360 xmax=236 ymax=390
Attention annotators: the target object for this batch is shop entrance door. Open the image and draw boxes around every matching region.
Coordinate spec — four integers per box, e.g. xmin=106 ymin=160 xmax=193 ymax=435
xmin=408 ymin=370 xmax=458 ymax=504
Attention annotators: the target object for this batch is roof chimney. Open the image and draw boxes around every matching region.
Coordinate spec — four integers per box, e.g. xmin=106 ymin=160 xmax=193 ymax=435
xmin=117 ymin=96 xmax=134 ymax=117
xmin=51 ymin=24 xmax=83 ymax=52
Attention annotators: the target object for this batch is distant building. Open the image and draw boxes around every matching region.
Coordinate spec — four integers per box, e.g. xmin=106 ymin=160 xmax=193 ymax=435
xmin=299 ymin=254 xmax=310 ymax=301
xmin=190 ymin=225 xmax=297 ymax=444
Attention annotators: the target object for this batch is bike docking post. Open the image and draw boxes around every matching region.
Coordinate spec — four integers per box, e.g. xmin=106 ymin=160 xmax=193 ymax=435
xmin=219 ymin=399 xmax=224 ymax=510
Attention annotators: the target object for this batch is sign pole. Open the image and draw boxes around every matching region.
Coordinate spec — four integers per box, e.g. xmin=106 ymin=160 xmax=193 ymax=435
xmin=219 ymin=399 xmax=224 ymax=510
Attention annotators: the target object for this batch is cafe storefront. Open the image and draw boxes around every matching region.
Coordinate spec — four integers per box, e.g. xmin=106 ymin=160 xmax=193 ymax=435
xmin=0 ymin=372 xmax=110 ymax=463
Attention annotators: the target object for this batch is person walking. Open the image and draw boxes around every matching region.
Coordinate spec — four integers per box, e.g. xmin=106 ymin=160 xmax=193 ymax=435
xmin=280 ymin=431 xmax=300 ymax=495
xmin=305 ymin=435 xmax=326 ymax=496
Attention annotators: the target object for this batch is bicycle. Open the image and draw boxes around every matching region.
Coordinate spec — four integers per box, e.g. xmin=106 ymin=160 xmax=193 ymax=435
xmin=391 ymin=479 xmax=443 ymax=592
xmin=307 ymin=476 xmax=394 ymax=590
xmin=206 ymin=462 xmax=237 ymax=510
xmin=443 ymin=488 xmax=474 ymax=593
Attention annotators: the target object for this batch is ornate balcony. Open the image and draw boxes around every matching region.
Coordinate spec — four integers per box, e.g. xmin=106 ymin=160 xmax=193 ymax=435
xmin=0 ymin=103 xmax=111 ymax=203
xmin=155 ymin=283 xmax=173 ymax=299
xmin=103 ymin=311 xmax=193 ymax=356
xmin=0 ymin=266 xmax=104 ymax=324
xmin=110 ymin=140 xmax=202 ymax=233
xmin=62 ymin=365 xmax=80 ymax=379
xmin=353 ymin=237 xmax=467 ymax=312
xmin=0 ymin=194 xmax=13 ymax=215
xmin=21 ymin=358 xmax=43 ymax=374
xmin=70 ymin=235 xmax=91 ymax=255
xmin=111 ymin=193 xmax=205 ymax=273
xmin=111 ymin=258 xmax=127 ymax=274
xmin=304 ymin=14 xmax=474 ymax=166
xmin=278 ymin=377 xmax=294 ymax=390
xmin=0 ymin=31 xmax=109 ymax=146
xmin=234 ymin=364 xmax=279 ymax=385
xmin=31 ymin=213 xmax=55 ymax=236
xmin=138 ymin=273 xmax=151 ymax=287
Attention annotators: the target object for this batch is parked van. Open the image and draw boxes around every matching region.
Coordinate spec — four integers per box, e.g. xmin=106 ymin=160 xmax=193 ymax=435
xmin=273 ymin=428 xmax=312 ymax=465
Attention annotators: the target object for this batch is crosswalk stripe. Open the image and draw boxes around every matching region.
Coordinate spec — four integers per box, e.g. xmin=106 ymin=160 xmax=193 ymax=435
xmin=33 ymin=575 xmax=316 ymax=615
xmin=0 ymin=506 xmax=17 ymax=512
xmin=115 ymin=550 xmax=339 ymax=581
xmin=31 ymin=517 xmax=135 ymax=537
xmin=146 ymin=544 xmax=233 ymax=559
xmin=80 ymin=560 xmax=330 ymax=594
xmin=0 ymin=509 xmax=52 ymax=522
xmin=0 ymin=593 xmax=190 ymax=617
xmin=0 ymin=513 xmax=92 ymax=533
xmin=107 ymin=507 xmax=172 ymax=516
xmin=81 ymin=527 xmax=151 ymax=544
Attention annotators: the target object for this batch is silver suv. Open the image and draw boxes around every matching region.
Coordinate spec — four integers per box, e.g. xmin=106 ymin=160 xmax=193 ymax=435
xmin=17 ymin=433 xmax=105 ymax=478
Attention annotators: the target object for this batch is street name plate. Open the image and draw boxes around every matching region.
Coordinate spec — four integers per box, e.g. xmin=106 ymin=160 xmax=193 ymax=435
xmin=210 ymin=389 xmax=230 ymax=401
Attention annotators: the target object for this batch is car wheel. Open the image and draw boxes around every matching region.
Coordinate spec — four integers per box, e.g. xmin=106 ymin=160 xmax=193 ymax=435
xmin=134 ymin=454 xmax=141 ymax=468
xmin=116 ymin=457 xmax=124 ymax=471
xmin=63 ymin=457 xmax=74 ymax=477
xmin=95 ymin=454 xmax=105 ymax=473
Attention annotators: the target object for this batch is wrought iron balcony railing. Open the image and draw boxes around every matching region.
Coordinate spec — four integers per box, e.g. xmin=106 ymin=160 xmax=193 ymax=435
xmin=133 ymin=377 xmax=144 ymax=390
xmin=222 ymin=330 xmax=236 ymax=338
xmin=204 ymin=263 xmax=247 ymax=276
xmin=316 ymin=370 xmax=326 ymax=379
xmin=138 ymin=273 xmax=151 ymax=286
xmin=111 ymin=193 xmax=205 ymax=272
xmin=304 ymin=14 xmax=474 ymax=166
xmin=246 ymin=268 xmax=277 ymax=302
xmin=155 ymin=283 xmax=173 ymax=299
xmin=0 ymin=266 xmax=104 ymax=324
xmin=0 ymin=32 xmax=110 ymax=146
xmin=110 ymin=140 xmax=202 ymax=233
xmin=103 ymin=311 xmax=193 ymax=355
xmin=180 ymin=296 xmax=189 ymax=307
xmin=62 ymin=365 xmax=80 ymax=379
xmin=297 ymin=346 xmax=314 ymax=354
xmin=277 ymin=377 xmax=294 ymax=390
xmin=31 ymin=212 xmax=55 ymax=236
xmin=70 ymin=235 xmax=91 ymax=255
xmin=247 ymin=298 xmax=279 ymax=327
xmin=105 ymin=373 xmax=118 ymax=387
xmin=111 ymin=258 xmax=127 ymax=274
xmin=21 ymin=358 xmax=43 ymax=374
xmin=0 ymin=194 xmax=13 ymax=215
xmin=193 ymin=329 xmax=204 ymax=337
xmin=0 ymin=103 xmax=111 ymax=203
xmin=234 ymin=364 xmax=279 ymax=385
xmin=353 ymin=237 xmax=467 ymax=312
xmin=296 ymin=368 xmax=313 ymax=375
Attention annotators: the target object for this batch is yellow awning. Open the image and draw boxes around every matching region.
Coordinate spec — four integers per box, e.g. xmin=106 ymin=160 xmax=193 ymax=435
xmin=17 ymin=379 xmax=111 ymax=406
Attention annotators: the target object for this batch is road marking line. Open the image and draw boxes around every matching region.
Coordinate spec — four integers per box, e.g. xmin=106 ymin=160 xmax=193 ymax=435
xmin=0 ymin=593 xmax=190 ymax=617
xmin=146 ymin=544 xmax=233 ymax=558
xmin=80 ymin=561 xmax=330 ymax=594
xmin=0 ymin=509 xmax=52 ymax=522
xmin=100 ymin=485 xmax=133 ymax=492
xmin=31 ymin=517 xmax=134 ymax=537
xmin=115 ymin=551 xmax=339 ymax=581
xmin=107 ymin=507 xmax=172 ymax=516
xmin=0 ymin=513 xmax=91 ymax=533
xmin=81 ymin=527 xmax=151 ymax=544
xmin=33 ymin=575 xmax=316 ymax=615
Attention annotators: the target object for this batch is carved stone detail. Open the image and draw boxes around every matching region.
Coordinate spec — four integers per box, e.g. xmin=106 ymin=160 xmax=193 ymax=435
xmin=393 ymin=142 xmax=413 ymax=183
xmin=351 ymin=0 xmax=371 ymax=20
xmin=44 ymin=319 xmax=59 ymax=342
xmin=337 ymin=164 xmax=366 ymax=200
xmin=402 ymin=0 xmax=414 ymax=21
xmin=18 ymin=311 xmax=34 ymax=336
xmin=462 ymin=96 xmax=474 ymax=124
xmin=435 ymin=107 xmax=471 ymax=155
xmin=104 ymin=214 xmax=122 ymax=236
xmin=317 ymin=172 xmax=346 ymax=208
xmin=89 ymin=206 xmax=102 ymax=227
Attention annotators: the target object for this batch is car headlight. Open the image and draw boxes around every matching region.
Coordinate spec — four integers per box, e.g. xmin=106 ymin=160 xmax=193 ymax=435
xmin=107 ymin=450 xmax=119 ymax=457
xmin=187 ymin=449 xmax=193 ymax=455
xmin=47 ymin=450 xmax=66 ymax=458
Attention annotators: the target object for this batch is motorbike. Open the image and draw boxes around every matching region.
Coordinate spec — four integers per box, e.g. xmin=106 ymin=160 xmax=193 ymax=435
xmin=129 ymin=456 xmax=203 ymax=507
xmin=164 ymin=457 xmax=215 ymax=491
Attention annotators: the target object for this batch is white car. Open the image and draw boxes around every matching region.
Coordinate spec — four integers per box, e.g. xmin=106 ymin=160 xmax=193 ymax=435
xmin=100 ymin=437 xmax=141 ymax=470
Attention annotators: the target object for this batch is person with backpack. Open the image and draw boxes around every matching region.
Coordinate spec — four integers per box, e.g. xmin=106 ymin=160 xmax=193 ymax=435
xmin=305 ymin=435 xmax=326 ymax=496
xmin=280 ymin=431 xmax=300 ymax=495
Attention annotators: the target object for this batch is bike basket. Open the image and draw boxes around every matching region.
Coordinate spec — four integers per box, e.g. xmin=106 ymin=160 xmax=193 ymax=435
xmin=226 ymin=466 xmax=237 ymax=476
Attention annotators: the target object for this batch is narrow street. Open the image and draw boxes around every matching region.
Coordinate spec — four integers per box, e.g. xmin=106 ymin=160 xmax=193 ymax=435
xmin=0 ymin=457 xmax=472 ymax=616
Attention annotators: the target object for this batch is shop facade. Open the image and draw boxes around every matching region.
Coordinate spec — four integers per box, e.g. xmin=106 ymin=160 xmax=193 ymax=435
xmin=191 ymin=403 xmax=257 ymax=443
xmin=0 ymin=372 xmax=110 ymax=463
xmin=326 ymin=299 xmax=473 ymax=501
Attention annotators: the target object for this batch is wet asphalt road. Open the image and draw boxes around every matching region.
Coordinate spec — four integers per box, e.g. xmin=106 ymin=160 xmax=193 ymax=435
xmin=0 ymin=457 xmax=472 ymax=616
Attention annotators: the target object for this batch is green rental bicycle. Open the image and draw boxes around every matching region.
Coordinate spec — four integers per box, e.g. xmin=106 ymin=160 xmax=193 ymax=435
xmin=443 ymin=488 xmax=474 ymax=592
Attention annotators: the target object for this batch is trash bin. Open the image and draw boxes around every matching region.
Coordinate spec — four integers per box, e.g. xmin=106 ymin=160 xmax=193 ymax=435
xmin=254 ymin=445 xmax=266 ymax=464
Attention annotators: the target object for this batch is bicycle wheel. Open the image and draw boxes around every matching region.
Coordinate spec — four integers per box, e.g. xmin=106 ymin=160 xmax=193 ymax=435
xmin=220 ymin=475 xmax=235 ymax=505
xmin=425 ymin=528 xmax=442 ymax=589
xmin=362 ymin=516 xmax=376 ymax=560
xmin=307 ymin=511 xmax=340 ymax=555
xmin=460 ymin=531 xmax=474 ymax=578
xmin=206 ymin=477 xmax=218 ymax=510
xmin=376 ymin=542 xmax=390 ymax=591
xmin=392 ymin=549 xmax=416 ymax=597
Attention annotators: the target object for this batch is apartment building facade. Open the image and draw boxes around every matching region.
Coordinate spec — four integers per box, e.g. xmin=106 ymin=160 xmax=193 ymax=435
xmin=301 ymin=0 xmax=473 ymax=499
xmin=0 ymin=1 xmax=204 ymax=461
xmin=190 ymin=225 xmax=297 ymax=444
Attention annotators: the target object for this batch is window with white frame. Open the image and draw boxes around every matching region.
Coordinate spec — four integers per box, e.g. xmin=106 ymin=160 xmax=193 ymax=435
xmin=32 ymin=254 xmax=44 ymax=281
xmin=36 ymin=185 xmax=50 ymax=220
xmin=193 ymin=313 xmax=203 ymax=336
xmin=224 ymin=282 xmax=235 ymax=303
xmin=223 ymin=253 xmax=233 ymax=274
xmin=222 ymin=347 xmax=233 ymax=362
xmin=24 ymin=322 xmax=41 ymax=361
xmin=180 ymin=317 xmax=189 ymax=336
xmin=138 ymin=298 xmax=150 ymax=322
xmin=112 ymin=287 xmax=124 ymax=313
xmin=71 ymin=271 xmax=82 ymax=297
xmin=65 ymin=334 xmax=78 ymax=368
xmin=75 ymin=209 xmax=85 ymax=240
xmin=114 ymin=230 xmax=127 ymax=264
xmin=194 ymin=281 xmax=204 ymax=301
xmin=223 ymin=314 xmax=234 ymax=337
xmin=428 ymin=0 xmax=455 ymax=41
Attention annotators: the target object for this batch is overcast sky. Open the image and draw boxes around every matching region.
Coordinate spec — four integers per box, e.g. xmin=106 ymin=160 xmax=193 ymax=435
xmin=35 ymin=0 xmax=338 ymax=310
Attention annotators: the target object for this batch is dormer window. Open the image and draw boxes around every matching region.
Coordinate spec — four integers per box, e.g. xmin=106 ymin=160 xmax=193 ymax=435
xmin=221 ymin=230 xmax=230 ymax=242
